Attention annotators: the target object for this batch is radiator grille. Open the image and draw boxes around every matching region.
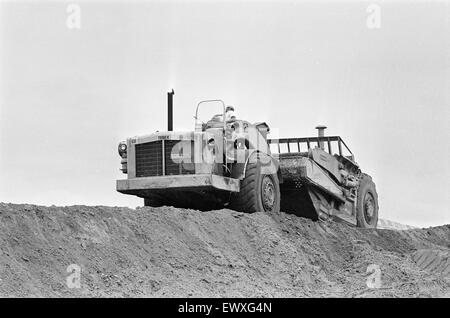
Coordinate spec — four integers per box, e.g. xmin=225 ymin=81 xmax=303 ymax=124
xmin=135 ymin=141 xmax=163 ymax=177
xmin=135 ymin=140 xmax=195 ymax=177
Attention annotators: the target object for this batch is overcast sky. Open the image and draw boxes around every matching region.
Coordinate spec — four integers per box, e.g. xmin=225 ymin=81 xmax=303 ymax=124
xmin=0 ymin=0 xmax=448 ymax=227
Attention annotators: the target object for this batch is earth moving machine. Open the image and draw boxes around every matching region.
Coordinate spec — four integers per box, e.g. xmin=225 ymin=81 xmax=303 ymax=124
xmin=117 ymin=93 xmax=379 ymax=228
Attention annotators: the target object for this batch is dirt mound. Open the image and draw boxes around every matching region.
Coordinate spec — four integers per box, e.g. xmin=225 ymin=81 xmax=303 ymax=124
xmin=413 ymin=250 xmax=450 ymax=277
xmin=0 ymin=203 xmax=448 ymax=297
xmin=378 ymin=219 xmax=417 ymax=231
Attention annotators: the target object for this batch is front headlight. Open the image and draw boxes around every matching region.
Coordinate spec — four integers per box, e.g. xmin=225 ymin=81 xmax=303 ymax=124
xmin=118 ymin=142 xmax=127 ymax=157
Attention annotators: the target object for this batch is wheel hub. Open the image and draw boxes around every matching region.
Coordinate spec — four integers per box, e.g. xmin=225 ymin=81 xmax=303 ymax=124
xmin=261 ymin=176 xmax=276 ymax=211
xmin=363 ymin=192 xmax=375 ymax=223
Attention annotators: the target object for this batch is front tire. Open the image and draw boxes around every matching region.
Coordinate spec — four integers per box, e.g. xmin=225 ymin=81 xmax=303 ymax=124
xmin=356 ymin=173 xmax=379 ymax=228
xmin=230 ymin=154 xmax=280 ymax=213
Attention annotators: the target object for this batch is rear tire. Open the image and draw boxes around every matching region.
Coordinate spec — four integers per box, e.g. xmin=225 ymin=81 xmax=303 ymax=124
xmin=356 ymin=173 xmax=379 ymax=228
xmin=230 ymin=154 xmax=280 ymax=213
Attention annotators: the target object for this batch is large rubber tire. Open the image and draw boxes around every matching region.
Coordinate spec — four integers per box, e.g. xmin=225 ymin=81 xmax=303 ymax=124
xmin=356 ymin=173 xmax=379 ymax=228
xmin=230 ymin=155 xmax=280 ymax=213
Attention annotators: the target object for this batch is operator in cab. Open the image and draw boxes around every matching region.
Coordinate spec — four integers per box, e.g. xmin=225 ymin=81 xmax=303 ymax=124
xmin=205 ymin=105 xmax=237 ymax=130
xmin=225 ymin=106 xmax=236 ymax=122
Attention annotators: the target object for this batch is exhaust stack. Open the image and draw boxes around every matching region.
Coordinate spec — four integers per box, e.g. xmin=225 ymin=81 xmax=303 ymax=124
xmin=315 ymin=125 xmax=327 ymax=150
xmin=168 ymin=89 xmax=174 ymax=131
